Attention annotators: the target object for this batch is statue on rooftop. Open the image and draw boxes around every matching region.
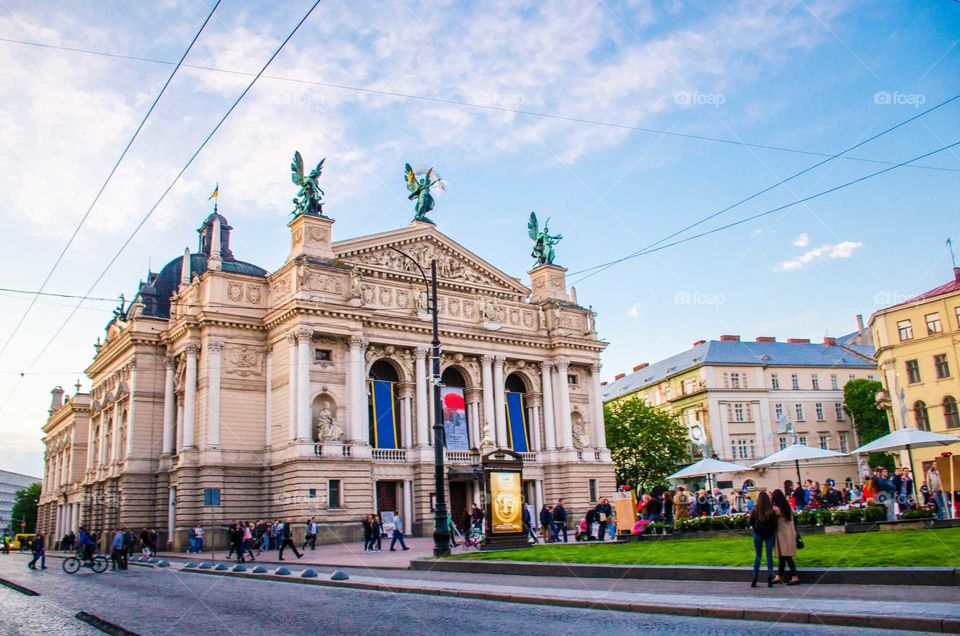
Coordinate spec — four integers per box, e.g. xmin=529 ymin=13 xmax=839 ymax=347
xmin=291 ymin=150 xmax=325 ymax=217
xmin=528 ymin=212 xmax=562 ymax=266
xmin=404 ymin=163 xmax=444 ymax=222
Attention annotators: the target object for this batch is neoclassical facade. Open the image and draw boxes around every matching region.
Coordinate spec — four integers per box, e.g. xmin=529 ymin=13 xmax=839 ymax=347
xmin=38 ymin=206 xmax=613 ymax=549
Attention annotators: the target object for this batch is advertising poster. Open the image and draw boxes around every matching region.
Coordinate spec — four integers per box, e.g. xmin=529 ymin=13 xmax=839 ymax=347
xmin=489 ymin=471 xmax=523 ymax=533
xmin=441 ymin=387 xmax=470 ymax=450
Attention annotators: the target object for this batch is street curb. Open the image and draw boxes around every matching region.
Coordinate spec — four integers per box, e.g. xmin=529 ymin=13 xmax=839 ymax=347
xmin=178 ymin=565 xmax=959 ymax=632
xmin=412 ymin=558 xmax=960 ymax=586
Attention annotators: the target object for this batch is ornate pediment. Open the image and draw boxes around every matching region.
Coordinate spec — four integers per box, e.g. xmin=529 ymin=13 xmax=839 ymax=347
xmin=334 ymin=224 xmax=529 ymax=298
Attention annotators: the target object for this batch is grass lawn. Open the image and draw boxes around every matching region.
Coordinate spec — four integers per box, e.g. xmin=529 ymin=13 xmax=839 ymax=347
xmin=450 ymin=527 xmax=960 ymax=568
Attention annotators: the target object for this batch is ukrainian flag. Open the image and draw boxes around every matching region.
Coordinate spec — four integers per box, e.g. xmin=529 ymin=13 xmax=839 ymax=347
xmin=209 ymin=183 xmax=219 ymax=200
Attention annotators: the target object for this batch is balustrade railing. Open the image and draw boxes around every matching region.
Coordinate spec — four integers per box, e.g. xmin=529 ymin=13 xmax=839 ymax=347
xmin=372 ymin=448 xmax=406 ymax=462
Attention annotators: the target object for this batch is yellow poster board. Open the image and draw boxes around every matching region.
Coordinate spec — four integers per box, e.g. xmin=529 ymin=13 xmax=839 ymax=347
xmin=614 ymin=492 xmax=637 ymax=535
xmin=490 ymin=471 xmax=523 ymax=533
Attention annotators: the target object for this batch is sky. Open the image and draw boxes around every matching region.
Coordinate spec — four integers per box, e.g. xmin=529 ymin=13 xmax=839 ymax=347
xmin=0 ymin=0 xmax=958 ymax=477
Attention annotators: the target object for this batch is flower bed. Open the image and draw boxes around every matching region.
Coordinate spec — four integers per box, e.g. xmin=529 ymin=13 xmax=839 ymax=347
xmin=666 ymin=505 xmax=888 ymax=534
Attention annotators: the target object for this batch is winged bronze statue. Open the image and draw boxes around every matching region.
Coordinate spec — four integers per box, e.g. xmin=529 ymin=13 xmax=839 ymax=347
xmin=291 ymin=150 xmax=325 ymax=217
xmin=528 ymin=212 xmax=562 ymax=266
xmin=404 ymin=163 xmax=444 ymax=222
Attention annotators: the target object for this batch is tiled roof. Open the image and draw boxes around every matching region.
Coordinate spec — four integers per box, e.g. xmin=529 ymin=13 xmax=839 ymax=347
xmin=888 ymin=270 xmax=960 ymax=309
xmin=603 ymin=339 xmax=875 ymax=401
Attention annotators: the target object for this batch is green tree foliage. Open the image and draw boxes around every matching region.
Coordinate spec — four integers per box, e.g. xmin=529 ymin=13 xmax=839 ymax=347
xmin=843 ymin=378 xmax=895 ymax=471
xmin=9 ymin=482 xmax=40 ymax=534
xmin=604 ymin=397 xmax=690 ymax=491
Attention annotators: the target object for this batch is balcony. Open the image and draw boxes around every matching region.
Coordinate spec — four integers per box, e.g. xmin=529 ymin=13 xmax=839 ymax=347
xmin=372 ymin=448 xmax=406 ymax=462
xmin=520 ymin=452 xmax=537 ymax=463
xmin=445 ymin=450 xmax=471 ymax=463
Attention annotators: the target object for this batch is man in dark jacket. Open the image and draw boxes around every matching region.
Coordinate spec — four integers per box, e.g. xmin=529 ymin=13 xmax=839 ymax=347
xmin=792 ymin=482 xmax=808 ymax=510
xmin=552 ymin=499 xmax=568 ymax=543
xmin=28 ymin=532 xmax=46 ymax=569
xmin=539 ymin=505 xmax=553 ymax=543
xmin=521 ymin=504 xmax=538 ymax=543
xmin=595 ymin=498 xmax=613 ymax=541
xmin=278 ymin=519 xmax=302 ymax=560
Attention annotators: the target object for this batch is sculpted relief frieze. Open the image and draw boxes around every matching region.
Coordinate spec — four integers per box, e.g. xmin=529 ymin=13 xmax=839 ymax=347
xmin=348 ymin=242 xmax=496 ymax=289
xmin=224 ymin=345 xmax=263 ymax=377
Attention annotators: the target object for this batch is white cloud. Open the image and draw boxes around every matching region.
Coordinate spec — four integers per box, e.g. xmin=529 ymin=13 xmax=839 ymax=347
xmin=776 ymin=240 xmax=863 ymax=271
xmin=793 ymin=232 xmax=810 ymax=247
xmin=627 ymin=302 xmax=642 ymax=318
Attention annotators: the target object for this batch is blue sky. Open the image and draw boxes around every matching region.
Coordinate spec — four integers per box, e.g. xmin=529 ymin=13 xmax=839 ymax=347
xmin=0 ymin=0 xmax=958 ymax=475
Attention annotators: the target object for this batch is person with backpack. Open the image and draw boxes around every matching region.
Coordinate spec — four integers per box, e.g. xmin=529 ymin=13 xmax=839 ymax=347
xmin=771 ymin=489 xmax=800 ymax=585
xmin=278 ymin=518 xmax=303 ymax=560
xmin=748 ymin=490 xmax=777 ymax=588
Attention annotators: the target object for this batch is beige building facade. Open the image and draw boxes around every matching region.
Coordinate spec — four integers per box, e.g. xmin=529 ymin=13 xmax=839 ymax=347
xmin=38 ymin=207 xmax=613 ymax=549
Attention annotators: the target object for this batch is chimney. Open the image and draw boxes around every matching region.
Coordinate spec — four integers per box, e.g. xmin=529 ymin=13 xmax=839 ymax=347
xmin=614 ymin=373 xmax=626 ymax=380
xmin=719 ymin=335 xmax=740 ymax=342
xmin=600 ymin=381 xmax=607 ymax=387
xmin=692 ymin=339 xmax=706 ymax=347
xmin=632 ymin=363 xmax=649 ymax=372
xmin=49 ymin=386 xmax=64 ymax=415
xmin=755 ymin=336 xmax=776 ymax=342
xmin=787 ymin=338 xmax=810 ymax=344
xmin=954 ymin=267 xmax=960 ymax=283
xmin=823 ymin=336 xmax=837 ymax=345
xmin=180 ymin=247 xmax=191 ymax=288
xmin=856 ymin=313 xmax=865 ymax=336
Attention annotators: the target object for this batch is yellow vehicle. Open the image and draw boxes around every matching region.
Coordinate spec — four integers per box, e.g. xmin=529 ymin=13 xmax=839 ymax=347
xmin=12 ymin=533 xmax=36 ymax=551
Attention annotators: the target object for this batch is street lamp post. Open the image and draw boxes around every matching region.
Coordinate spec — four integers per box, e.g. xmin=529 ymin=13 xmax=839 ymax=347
xmin=387 ymin=247 xmax=450 ymax=557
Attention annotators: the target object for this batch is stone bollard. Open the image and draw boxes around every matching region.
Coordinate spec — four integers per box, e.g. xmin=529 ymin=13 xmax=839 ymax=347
xmin=331 ymin=570 xmax=349 ymax=581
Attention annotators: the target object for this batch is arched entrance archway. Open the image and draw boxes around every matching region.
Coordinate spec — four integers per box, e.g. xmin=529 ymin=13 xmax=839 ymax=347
xmin=441 ymin=367 xmax=470 ymax=450
xmin=505 ymin=372 xmax=531 ymax=452
xmin=368 ymin=359 xmax=401 ymax=448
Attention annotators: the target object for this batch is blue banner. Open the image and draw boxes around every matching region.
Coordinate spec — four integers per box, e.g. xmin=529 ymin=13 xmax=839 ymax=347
xmin=505 ymin=392 xmax=528 ymax=452
xmin=369 ymin=379 xmax=399 ymax=449
xmin=442 ymin=387 xmax=470 ymax=450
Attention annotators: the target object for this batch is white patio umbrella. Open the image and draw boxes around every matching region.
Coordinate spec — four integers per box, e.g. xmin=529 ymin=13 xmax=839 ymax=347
xmin=849 ymin=427 xmax=959 ymax=502
xmin=668 ymin=457 xmax=751 ymax=491
xmin=751 ymin=444 xmax=846 ymax=485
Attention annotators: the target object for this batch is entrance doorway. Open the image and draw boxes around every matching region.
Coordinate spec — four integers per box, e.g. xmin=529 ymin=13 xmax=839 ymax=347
xmin=449 ymin=482 xmax=470 ymax=535
xmin=376 ymin=481 xmax=398 ymax=516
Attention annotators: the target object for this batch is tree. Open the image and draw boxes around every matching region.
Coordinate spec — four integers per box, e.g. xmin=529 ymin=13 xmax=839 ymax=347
xmin=9 ymin=482 xmax=40 ymax=534
xmin=604 ymin=397 xmax=690 ymax=492
xmin=843 ymin=378 xmax=895 ymax=471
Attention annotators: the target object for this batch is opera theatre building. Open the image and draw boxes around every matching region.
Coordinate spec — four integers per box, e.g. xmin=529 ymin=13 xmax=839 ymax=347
xmin=38 ymin=199 xmax=614 ymax=549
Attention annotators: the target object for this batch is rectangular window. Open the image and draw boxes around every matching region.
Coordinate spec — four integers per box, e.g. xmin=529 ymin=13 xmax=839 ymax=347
xmin=779 ymin=437 xmax=788 ymax=451
xmin=835 ymin=402 xmax=845 ymax=421
xmin=935 ymin=354 xmax=951 ymax=379
xmin=956 ymin=306 xmax=960 ymax=330
xmin=203 ymin=488 xmax=221 ymax=506
xmin=589 ymin=479 xmax=598 ymax=502
xmin=791 ymin=374 xmax=800 ymax=390
xmin=819 ymin=434 xmax=830 ymax=450
xmin=328 ymin=480 xmax=342 ymax=509
xmin=308 ymin=489 xmax=316 ymax=499
xmin=849 ymin=374 xmax=856 ymax=380
xmin=897 ymin=319 xmax=913 ymax=341
xmin=839 ymin=433 xmax=848 ymax=453
xmin=314 ymin=348 xmax=332 ymax=362
xmin=771 ymin=374 xmax=780 ymax=389
xmin=749 ymin=438 xmax=756 ymax=458
xmin=795 ymin=403 xmax=805 ymax=421
xmin=811 ymin=374 xmax=820 ymax=390
xmin=926 ymin=312 xmax=943 ymax=335
xmin=734 ymin=403 xmax=744 ymax=422
xmin=867 ymin=375 xmax=875 ymax=380
xmin=906 ymin=359 xmax=921 ymax=384
xmin=798 ymin=435 xmax=808 ymax=446
xmin=567 ymin=374 xmax=579 ymax=385
xmin=775 ymin=403 xmax=784 ymax=420
xmin=734 ymin=439 xmax=748 ymax=459
xmin=815 ymin=402 xmax=825 ymax=421
xmin=730 ymin=373 xmax=741 ymax=389
xmin=830 ymin=374 xmax=839 ymax=390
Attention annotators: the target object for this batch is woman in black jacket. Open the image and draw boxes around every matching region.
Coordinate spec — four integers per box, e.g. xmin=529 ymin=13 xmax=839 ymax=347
xmin=748 ymin=491 xmax=777 ymax=588
xmin=362 ymin=515 xmax=374 ymax=553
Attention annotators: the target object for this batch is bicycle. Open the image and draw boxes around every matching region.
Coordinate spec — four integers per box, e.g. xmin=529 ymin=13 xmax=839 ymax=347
xmin=462 ymin=526 xmax=485 ymax=550
xmin=62 ymin=550 xmax=109 ymax=574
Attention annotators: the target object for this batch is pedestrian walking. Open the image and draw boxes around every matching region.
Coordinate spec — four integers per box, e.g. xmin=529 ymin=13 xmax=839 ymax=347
xmin=748 ymin=491 xmax=777 ymax=588
xmin=110 ymin=529 xmax=125 ymax=571
xmin=278 ymin=518 xmax=303 ymax=560
xmin=372 ymin=514 xmax=383 ymax=551
xmin=771 ymin=489 xmax=800 ymax=585
xmin=303 ymin=517 xmax=318 ymax=550
xmin=390 ymin=511 xmax=410 ymax=551
xmin=194 ymin=524 xmax=204 ymax=553
xmin=27 ymin=532 xmax=46 ymax=570
xmin=539 ymin=504 xmax=554 ymax=543
xmin=552 ymin=499 xmax=569 ymax=542
xmin=362 ymin=515 xmax=375 ymax=553
xmin=928 ymin=465 xmax=945 ymax=519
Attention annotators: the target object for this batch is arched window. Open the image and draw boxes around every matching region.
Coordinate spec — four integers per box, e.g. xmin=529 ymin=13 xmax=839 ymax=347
xmin=368 ymin=360 xmax=401 ymax=448
xmin=441 ymin=368 xmax=470 ymax=449
xmin=914 ymin=401 xmax=930 ymax=431
xmin=944 ymin=396 xmax=960 ymax=429
xmin=504 ymin=373 xmax=530 ymax=452
xmin=741 ymin=479 xmax=756 ymax=491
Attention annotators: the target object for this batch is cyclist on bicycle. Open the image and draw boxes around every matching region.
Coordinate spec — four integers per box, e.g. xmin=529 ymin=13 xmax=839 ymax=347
xmin=77 ymin=526 xmax=95 ymax=563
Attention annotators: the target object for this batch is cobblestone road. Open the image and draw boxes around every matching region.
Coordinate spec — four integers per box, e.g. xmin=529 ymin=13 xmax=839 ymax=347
xmin=0 ymin=555 xmax=936 ymax=635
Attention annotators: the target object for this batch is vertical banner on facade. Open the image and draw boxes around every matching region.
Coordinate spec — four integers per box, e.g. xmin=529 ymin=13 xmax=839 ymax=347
xmin=369 ymin=379 xmax=399 ymax=449
xmin=489 ymin=471 xmax=522 ymax=533
xmin=441 ymin=387 xmax=469 ymax=450
xmin=505 ymin=392 xmax=529 ymax=452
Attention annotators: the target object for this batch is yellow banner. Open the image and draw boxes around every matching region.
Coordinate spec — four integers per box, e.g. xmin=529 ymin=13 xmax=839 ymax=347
xmin=490 ymin=471 xmax=523 ymax=533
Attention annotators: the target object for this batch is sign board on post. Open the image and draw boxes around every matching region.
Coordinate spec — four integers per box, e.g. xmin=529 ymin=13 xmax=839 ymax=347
xmin=481 ymin=449 xmax=531 ymax=550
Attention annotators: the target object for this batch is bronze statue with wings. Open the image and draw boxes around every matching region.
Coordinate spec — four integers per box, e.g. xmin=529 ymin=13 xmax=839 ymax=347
xmin=528 ymin=212 xmax=562 ymax=266
xmin=291 ymin=150 xmax=325 ymax=217
xmin=404 ymin=163 xmax=444 ymax=222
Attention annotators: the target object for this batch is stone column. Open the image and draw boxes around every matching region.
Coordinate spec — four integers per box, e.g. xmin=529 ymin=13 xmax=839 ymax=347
xmin=264 ymin=346 xmax=273 ymax=447
xmin=297 ymin=329 xmax=313 ymax=441
xmin=540 ymin=362 xmax=557 ymax=450
xmin=111 ymin=409 xmax=121 ymax=462
xmin=465 ymin=388 xmax=481 ymax=449
xmin=414 ymin=347 xmax=429 ymax=446
xmin=348 ymin=335 xmax=368 ymax=443
xmin=529 ymin=396 xmax=542 ymax=451
xmin=125 ymin=358 xmax=137 ymax=458
xmin=554 ymin=358 xmax=573 ymax=449
xmin=404 ymin=479 xmax=414 ymax=534
xmin=589 ymin=364 xmax=607 ymax=451
xmin=534 ymin=479 xmax=544 ymax=522
xmin=175 ymin=399 xmax=184 ymax=452
xmin=99 ymin=411 xmax=108 ymax=465
xmin=287 ymin=333 xmax=298 ymax=441
xmin=206 ymin=341 xmax=223 ymax=447
xmin=401 ymin=394 xmax=413 ymax=448
xmin=480 ymin=355 xmax=495 ymax=446
xmin=161 ymin=357 xmax=176 ymax=455
xmin=492 ymin=356 xmax=507 ymax=448
xmin=182 ymin=343 xmax=199 ymax=449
